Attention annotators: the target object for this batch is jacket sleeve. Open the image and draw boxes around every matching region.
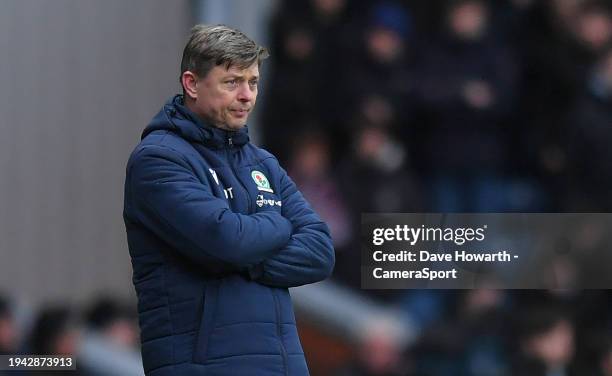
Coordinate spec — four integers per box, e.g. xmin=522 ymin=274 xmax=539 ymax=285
xmin=249 ymin=163 xmax=335 ymax=288
xmin=126 ymin=145 xmax=292 ymax=267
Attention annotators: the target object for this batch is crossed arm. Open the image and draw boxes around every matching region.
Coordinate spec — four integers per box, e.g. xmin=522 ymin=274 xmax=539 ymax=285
xmin=247 ymin=163 xmax=335 ymax=288
xmin=127 ymin=145 xmax=334 ymax=286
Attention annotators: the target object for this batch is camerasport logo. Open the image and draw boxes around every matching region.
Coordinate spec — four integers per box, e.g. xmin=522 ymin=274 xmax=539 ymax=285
xmin=256 ymin=194 xmax=282 ymax=208
xmin=251 ymin=170 xmax=273 ymax=193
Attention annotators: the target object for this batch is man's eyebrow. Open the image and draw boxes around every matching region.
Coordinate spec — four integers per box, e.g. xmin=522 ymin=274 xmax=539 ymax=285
xmin=223 ymin=74 xmax=243 ymax=80
xmin=222 ymin=73 xmax=259 ymax=80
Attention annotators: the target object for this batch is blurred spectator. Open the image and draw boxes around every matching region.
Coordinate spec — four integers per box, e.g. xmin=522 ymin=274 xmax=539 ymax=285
xmin=600 ymin=338 xmax=612 ymax=376
xmin=28 ymin=306 xmax=84 ymax=375
xmin=517 ymin=1 xmax=611 ymax=205
xmin=0 ymin=295 xmax=17 ymax=355
xmin=414 ymin=0 xmax=521 ymax=211
xmin=460 ymin=289 xmax=510 ymax=376
xmin=338 ymin=321 xmax=413 ymax=376
xmin=84 ymin=297 xmax=138 ymax=349
xmin=263 ymin=0 xmax=355 ymax=163
xmin=566 ymin=47 xmax=612 ymax=210
xmin=344 ymin=2 xmax=416 ymax=138
xmin=28 ymin=306 xmax=79 ymax=355
xmin=262 ymin=18 xmax=319 ymax=162
xmin=572 ymin=2 xmax=612 ymax=56
xmin=513 ymin=307 xmax=575 ymax=376
xmin=334 ymin=125 xmax=422 ymax=292
xmin=555 ymin=1 xmax=612 ymax=112
xmin=288 ymin=132 xmax=352 ymax=251
xmin=398 ymin=290 xmax=450 ymax=336
xmin=411 ymin=289 xmax=509 ymax=375
xmin=341 ymin=125 xmax=421 ymax=213
xmin=305 ymin=0 xmax=361 ymax=144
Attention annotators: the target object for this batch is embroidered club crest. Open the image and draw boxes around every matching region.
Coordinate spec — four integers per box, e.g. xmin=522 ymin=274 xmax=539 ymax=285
xmin=251 ymin=170 xmax=273 ymax=193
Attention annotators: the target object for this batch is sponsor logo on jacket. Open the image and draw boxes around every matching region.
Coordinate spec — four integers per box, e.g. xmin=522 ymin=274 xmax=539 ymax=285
xmin=256 ymin=194 xmax=281 ymax=208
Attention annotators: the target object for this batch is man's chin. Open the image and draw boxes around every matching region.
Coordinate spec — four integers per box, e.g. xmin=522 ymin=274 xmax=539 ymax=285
xmin=227 ymin=120 xmax=248 ymax=130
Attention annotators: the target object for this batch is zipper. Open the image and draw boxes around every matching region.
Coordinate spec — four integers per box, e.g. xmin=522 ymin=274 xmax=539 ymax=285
xmin=224 ymin=134 xmax=253 ymax=213
xmin=272 ymin=290 xmax=289 ymax=376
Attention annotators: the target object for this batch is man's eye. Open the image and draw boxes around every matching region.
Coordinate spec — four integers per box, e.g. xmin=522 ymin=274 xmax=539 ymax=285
xmin=249 ymin=81 xmax=258 ymax=86
xmin=226 ymin=80 xmax=237 ymax=86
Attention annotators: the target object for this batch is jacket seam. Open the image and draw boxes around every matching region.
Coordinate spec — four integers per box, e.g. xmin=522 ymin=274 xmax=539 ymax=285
xmin=138 ymin=304 xmax=168 ymax=313
xmin=134 ymin=144 xmax=195 ymax=169
xmin=141 ymin=329 xmax=197 ymax=344
xmin=204 ymin=353 xmax=284 ymax=362
xmin=146 ymin=351 xmax=306 ymax=373
xmin=210 ymin=321 xmax=295 ymax=330
xmin=132 ymin=274 xmax=160 ymax=285
xmin=160 ymin=262 xmax=175 ymax=365
xmin=140 ymin=319 xmax=297 ymax=343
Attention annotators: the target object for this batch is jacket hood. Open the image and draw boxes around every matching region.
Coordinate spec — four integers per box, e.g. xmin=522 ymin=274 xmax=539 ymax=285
xmin=142 ymin=94 xmax=250 ymax=148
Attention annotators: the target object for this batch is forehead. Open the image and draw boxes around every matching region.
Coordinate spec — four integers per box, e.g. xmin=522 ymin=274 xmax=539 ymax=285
xmin=207 ymin=63 xmax=260 ymax=79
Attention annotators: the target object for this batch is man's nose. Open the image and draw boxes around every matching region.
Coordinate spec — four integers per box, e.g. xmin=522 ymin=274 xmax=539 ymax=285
xmin=237 ymin=83 xmax=255 ymax=102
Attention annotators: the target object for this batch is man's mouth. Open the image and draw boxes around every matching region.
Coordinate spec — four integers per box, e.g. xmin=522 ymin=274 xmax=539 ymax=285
xmin=230 ymin=109 xmax=250 ymax=117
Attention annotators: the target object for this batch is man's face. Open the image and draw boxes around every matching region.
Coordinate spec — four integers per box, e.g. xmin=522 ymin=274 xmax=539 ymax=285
xmin=191 ymin=63 xmax=259 ymax=130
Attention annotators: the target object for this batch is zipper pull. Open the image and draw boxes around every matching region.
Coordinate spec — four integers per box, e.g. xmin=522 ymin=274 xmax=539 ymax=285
xmin=228 ymin=137 xmax=233 ymax=146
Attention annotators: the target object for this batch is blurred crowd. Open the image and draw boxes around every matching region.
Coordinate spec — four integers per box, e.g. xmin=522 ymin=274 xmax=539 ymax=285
xmin=0 ymin=294 xmax=139 ymax=375
xmin=262 ymin=0 xmax=612 ymax=271
xmin=260 ymin=0 xmax=612 ymax=375
xmin=340 ymin=289 xmax=612 ymax=376
xmin=2 ymin=290 xmax=612 ymax=375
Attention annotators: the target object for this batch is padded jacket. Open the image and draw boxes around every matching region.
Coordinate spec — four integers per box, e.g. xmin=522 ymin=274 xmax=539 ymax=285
xmin=123 ymin=95 xmax=335 ymax=375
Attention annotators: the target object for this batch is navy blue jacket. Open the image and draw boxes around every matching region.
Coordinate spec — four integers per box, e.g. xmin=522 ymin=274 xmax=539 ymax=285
xmin=123 ymin=95 xmax=335 ymax=375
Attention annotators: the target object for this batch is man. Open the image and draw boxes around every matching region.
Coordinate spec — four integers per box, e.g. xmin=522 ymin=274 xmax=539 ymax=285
xmin=123 ymin=24 xmax=335 ymax=376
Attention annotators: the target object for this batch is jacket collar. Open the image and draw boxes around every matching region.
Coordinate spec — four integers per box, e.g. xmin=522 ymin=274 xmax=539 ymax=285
xmin=144 ymin=94 xmax=250 ymax=149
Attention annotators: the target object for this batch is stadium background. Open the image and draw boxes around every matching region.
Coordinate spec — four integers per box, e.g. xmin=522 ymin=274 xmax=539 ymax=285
xmin=0 ymin=0 xmax=611 ymax=375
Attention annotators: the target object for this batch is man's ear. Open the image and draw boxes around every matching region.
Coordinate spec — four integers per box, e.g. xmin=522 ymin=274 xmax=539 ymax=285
xmin=181 ymin=71 xmax=199 ymax=99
